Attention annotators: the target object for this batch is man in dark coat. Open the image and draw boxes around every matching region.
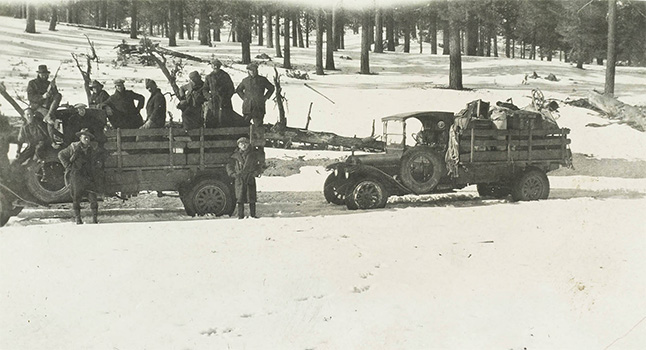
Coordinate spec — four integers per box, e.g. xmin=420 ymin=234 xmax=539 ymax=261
xmin=27 ymin=64 xmax=62 ymax=126
xmin=141 ymin=79 xmax=166 ymax=129
xmin=99 ymin=79 xmax=145 ymax=129
xmin=226 ymin=137 xmax=263 ymax=219
xmin=58 ymin=128 xmax=105 ymax=224
xmin=14 ymin=107 xmax=58 ymax=165
xmin=88 ymin=80 xmax=110 ymax=108
xmin=235 ymin=63 xmax=275 ymax=127
xmin=203 ymin=59 xmax=235 ymax=128
xmin=178 ymin=71 xmax=206 ymax=130
xmin=65 ymin=103 xmax=107 ymax=147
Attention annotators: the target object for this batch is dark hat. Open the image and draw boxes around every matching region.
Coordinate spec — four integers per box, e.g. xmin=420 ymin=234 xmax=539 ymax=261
xmin=90 ymin=80 xmax=104 ymax=88
xmin=73 ymin=103 xmax=87 ymax=109
xmin=188 ymin=71 xmax=200 ymax=79
xmin=211 ymin=58 xmax=222 ymax=67
xmin=37 ymin=65 xmax=50 ymax=74
xmin=113 ymin=78 xmax=125 ymax=86
xmin=246 ymin=63 xmax=258 ymax=71
xmin=145 ymin=79 xmax=157 ymax=89
xmin=76 ymin=128 xmax=95 ymax=140
xmin=237 ymin=137 xmax=250 ymax=144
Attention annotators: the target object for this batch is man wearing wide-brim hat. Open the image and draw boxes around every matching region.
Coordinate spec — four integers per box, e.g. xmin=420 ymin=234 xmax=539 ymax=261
xmin=88 ymin=80 xmax=110 ymax=108
xmin=58 ymin=128 xmax=106 ymax=224
xmin=27 ymin=64 xmax=62 ymax=126
xmin=226 ymin=136 xmax=264 ymax=219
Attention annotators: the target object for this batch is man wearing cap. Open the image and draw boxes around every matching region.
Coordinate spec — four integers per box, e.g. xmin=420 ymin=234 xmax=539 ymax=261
xmin=99 ymin=79 xmax=145 ymax=129
xmin=226 ymin=136 xmax=264 ymax=219
xmin=27 ymin=64 xmax=62 ymax=125
xmin=58 ymin=128 xmax=106 ymax=224
xmin=235 ymin=63 xmax=275 ymax=127
xmin=178 ymin=71 xmax=206 ymax=130
xmin=88 ymin=80 xmax=110 ymax=108
xmin=65 ymin=103 xmax=107 ymax=147
xmin=203 ymin=59 xmax=235 ymax=128
xmin=141 ymin=79 xmax=166 ymax=129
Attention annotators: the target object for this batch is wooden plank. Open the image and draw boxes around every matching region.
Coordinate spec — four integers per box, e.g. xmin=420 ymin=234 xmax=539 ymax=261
xmin=458 ymin=128 xmax=570 ymax=138
xmin=116 ymin=129 xmax=122 ymax=169
xmin=187 ymin=153 xmax=231 ymax=166
xmin=106 ymin=128 xmax=189 ymax=137
xmin=458 ymin=138 xmax=570 ymax=150
xmin=105 ymin=141 xmax=188 ymax=151
xmin=185 ymin=127 xmax=250 ymax=137
xmin=199 ymin=127 xmax=204 ymax=169
xmin=186 ymin=140 xmax=238 ymax=148
xmin=459 ymin=149 xmax=564 ymax=163
xmin=105 ymin=153 xmax=187 ymax=168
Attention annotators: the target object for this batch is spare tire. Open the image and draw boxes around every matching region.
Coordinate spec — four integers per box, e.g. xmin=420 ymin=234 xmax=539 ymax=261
xmin=25 ymin=159 xmax=71 ymax=203
xmin=399 ymin=148 xmax=445 ymax=194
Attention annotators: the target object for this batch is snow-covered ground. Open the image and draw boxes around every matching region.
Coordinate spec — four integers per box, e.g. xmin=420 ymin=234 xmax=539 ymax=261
xmin=1 ymin=16 xmax=646 ymax=350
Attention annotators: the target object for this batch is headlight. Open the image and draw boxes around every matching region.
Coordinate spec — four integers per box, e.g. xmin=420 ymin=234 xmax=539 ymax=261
xmin=437 ymin=121 xmax=446 ymax=130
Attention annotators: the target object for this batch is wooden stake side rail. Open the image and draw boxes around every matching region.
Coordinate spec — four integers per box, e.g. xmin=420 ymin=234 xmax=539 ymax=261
xmin=103 ymin=127 xmax=253 ymax=170
xmin=459 ymin=128 xmax=571 ymax=164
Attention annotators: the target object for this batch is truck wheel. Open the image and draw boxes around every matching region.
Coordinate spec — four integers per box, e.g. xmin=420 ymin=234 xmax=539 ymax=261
xmin=323 ymin=172 xmax=347 ymax=205
xmin=477 ymin=183 xmax=511 ymax=199
xmin=186 ymin=178 xmax=235 ymax=216
xmin=400 ymin=148 xmax=444 ymax=194
xmin=511 ymin=169 xmax=550 ymax=201
xmin=345 ymin=178 xmax=388 ymax=210
xmin=25 ymin=160 xmax=71 ymax=203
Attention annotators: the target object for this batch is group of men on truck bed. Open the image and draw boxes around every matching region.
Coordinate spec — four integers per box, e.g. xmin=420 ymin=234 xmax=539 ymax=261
xmin=3 ymin=59 xmax=274 ymax=224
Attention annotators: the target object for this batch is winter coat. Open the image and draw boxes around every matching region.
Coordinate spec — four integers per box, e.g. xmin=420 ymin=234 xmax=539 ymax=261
xmin=203 ymin=70 xmax=235 ymax=111
xmin=27 ymin=76 xmax=59 ymax=109
xmin=58 ymin=141 xmax=105 ymax=197
xmin=235 ymin=75 xmax=275 ymax=118
xmin=179 ymin=81 xmax=206 ymax=129
xmin=142 ymin=88 xmax=166 ymax=129
xmin=65 ymin=109 xmax=108 ymax=145
xmin=100 ymin=89 xmax=145 ymax=129
xmin=89 ymin=90 xmax=110 ymax=108
xmin=226 ymin=148 xmax=263 ymax=203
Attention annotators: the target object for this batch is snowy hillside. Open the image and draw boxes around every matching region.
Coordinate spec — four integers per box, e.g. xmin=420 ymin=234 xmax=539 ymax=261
xmin=1 ymin=16 xmax=646 ymax=350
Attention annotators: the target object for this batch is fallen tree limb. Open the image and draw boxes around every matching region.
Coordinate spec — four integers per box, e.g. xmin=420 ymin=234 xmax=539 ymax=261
xmin=0 ymin=82 xmax=24 ymax=117
xmin=265 ymin=123 xmax=384 ymax=151
xmin=587 ymin=91 xmax=646 ymax=131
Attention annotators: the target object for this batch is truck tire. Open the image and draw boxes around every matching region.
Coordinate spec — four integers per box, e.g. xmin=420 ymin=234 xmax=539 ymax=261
xmin=399 ymin=148 xmax=445 ymax=194
xmin=25 ymin=159 xmax=71 ymax=203
xmin=477 ymin=183 xmax=511 ymax=199
xmin=345 ymin=178 xmax=388 ymax=210
xmin=323 ymin=172 xmax=347 ymax=205
xmin=185 ymin=178 xmax=235 ymax=216
xmin=511 ymin=169 xmax=550 ymax=201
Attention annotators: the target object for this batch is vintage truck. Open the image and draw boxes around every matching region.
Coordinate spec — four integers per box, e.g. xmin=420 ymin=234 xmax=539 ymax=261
xmin=324 ymin=100 xmax=573 ymax=210
xmin=0 ymin=107 xmax=263 ymax=226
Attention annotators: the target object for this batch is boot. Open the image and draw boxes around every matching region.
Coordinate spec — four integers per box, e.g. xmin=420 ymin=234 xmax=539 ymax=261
xmin=74 ymin=208 xmax=83 ymax=225
xmin=237 ymin=203 xmax=245 ymax=219
xmin=91 ymin=206 xmax=98 ymax=224
xmin=249 ymin=203 xmax=258 ymax=218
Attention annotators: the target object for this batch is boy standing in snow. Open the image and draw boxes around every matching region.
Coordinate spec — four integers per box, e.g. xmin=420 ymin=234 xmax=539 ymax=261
xmin=226 ymin=137 xmax=263 ymax=219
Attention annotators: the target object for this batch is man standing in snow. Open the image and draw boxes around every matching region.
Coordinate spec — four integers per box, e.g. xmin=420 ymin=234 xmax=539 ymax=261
xmin=141 ymin=79 xmax=166 ymax=129
xmin=178 ymin=71 xmax=206 ymax=130
xmin=235 ymin=63 xmax=275 ymax=127
xmin=58 ymin=128 xmax=106 ymax=224
xmin=99 ymin=79 xmax=145 ymax=129
xmin=203 ymin=59 xmax=235 ymax=128
xmin=226 ymin=137 xmax=263 ymax=219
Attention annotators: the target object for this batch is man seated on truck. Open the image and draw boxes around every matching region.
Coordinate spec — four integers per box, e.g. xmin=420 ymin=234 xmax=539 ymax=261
xmin=14 ymin=107 xmax=60 ymax=166
xmin=58 ymin=128 xmax=106 ymax=225
xmin=27 ymin=64 xmax=64 ymax=148
xmin=99 ymin=79 xmax=145 ymax=129
xmin=65 ymin=103 xmax=107 ymax=148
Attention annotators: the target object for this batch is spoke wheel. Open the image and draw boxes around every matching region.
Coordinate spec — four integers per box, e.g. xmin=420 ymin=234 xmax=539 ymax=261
xmin=323 ymin=172 xmax=347 ymax=205
xmin=187 ymin=178 xmax=234 ymax=216
xmin=346 ymin=179 xmax=388 ymax=210
xmin=512 ymin=169 xmax=550 ymax=201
